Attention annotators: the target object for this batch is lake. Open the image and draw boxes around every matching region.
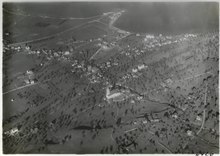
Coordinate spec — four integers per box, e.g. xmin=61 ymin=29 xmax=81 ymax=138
xmin=114 ymin=2 xmax=219 ymax=34
xmin=4 ymin=2 xmax=219 ymax=34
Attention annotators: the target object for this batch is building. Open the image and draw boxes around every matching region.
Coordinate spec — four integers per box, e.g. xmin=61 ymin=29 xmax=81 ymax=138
xmin=64 ymin=51 xmax=70 ymax=55
xmin=106 ymin=85 xmax=130 ymax=102
xmin=137 ymin=64 xmax=147 ymax=70
xmin=24 ymin=70 xmax=35 ymax=84
xmin=4 ymin=127 xmax=19 ymax=136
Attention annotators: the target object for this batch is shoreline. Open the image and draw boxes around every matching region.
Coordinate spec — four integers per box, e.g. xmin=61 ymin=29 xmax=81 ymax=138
xmin=109 ymin=10 xmax=130 ymax=34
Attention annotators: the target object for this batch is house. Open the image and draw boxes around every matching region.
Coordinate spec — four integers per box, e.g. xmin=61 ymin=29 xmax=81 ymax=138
xmin=64 ymin=51 xmax=70 ymax=55
xmin=26 ymin=70 xmax=34 ymax=80
xmin=196 ymin=115 xmax=202 ymax=121
xmin=25 ymin=46 xmax=31 ymax=50
xmin=88 ymin=66 xmax=98 ymax=73
xmin=30 ymin=80 xmax=35 ymax=84
xmin=24 ymin=70 xmax=35 ymax=84
xmin=31 ymin=127 xmax=38 ymax=134
xmin=26 ymin=70 xmax=33 ymax=75
xmin=187 ymin=130 xmax=193 ymax=136
xmin=70 ymin=48 xmax=74 ymax=52
xmin=165 ymin=78 xmax=173 ymax=85
xmin=24 ymin=79 xmax=30 ymax=85
xmin=132 ymin=68 xmax=138 ymax=73
xmin=137 ymin=64 xmax=147 ymax=70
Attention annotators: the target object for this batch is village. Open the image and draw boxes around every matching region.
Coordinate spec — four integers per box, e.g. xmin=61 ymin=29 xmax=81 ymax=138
xmin=3 ymin=5 xmax=219 ymax=154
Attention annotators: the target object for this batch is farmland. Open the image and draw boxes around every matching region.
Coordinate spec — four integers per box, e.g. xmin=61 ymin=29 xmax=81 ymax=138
xmin=2 ymin=2 xmax=219 ymax=154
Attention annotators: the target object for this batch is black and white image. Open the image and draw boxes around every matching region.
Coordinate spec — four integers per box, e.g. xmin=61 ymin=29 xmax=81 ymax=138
xmin=2 ymin=2 xmax=219 ymax=154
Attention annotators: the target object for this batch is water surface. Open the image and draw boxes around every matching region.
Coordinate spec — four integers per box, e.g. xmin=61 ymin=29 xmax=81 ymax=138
xmin=4 ymin=2 xmax=219 ymax=34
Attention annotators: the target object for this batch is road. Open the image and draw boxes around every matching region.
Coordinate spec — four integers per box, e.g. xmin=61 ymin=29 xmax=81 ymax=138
xmin=3 ymin=7 xmax=102 ymax=20
xmin=89 ymin=47 xmax=103 ymax=60
xmin=3 ymin=78 xmax=53 ymax=95
xmin=3 ymin=83 xmax=39 ymax=95
xmin=8 ymin=18 xmax=102 ymax=46
xmin=7 ymin=10 xmax=128 ymax=47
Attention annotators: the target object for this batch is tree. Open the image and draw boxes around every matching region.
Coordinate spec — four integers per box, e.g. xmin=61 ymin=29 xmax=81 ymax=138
xmin=116 ymin=117 xmax=122 ymax=126
xmin=110 ymin=145 xmax=113 ymax=152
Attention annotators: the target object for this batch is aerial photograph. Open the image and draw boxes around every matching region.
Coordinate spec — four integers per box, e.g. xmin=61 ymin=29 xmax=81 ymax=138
xmin=2 ymin=1 xmax=219 ymax=154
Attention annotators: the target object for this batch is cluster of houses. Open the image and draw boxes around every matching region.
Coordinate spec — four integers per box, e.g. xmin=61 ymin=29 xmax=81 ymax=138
xmin=24 ymin=70 xmax=35 ymax=85
xmin=86 ymin=65 xmax=103 ymax=84
xmin=4 ymin=127 xmax=19 ymax=136
xmin=3 ymin=44 xmax=29 ymax=53
xmin=5 ymin=43 xmax=74 ymax=63
xmin=132 ymin=64 xmax=148 ymax=73
xmin=142 ymin=33 xmax=198 ymax=50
